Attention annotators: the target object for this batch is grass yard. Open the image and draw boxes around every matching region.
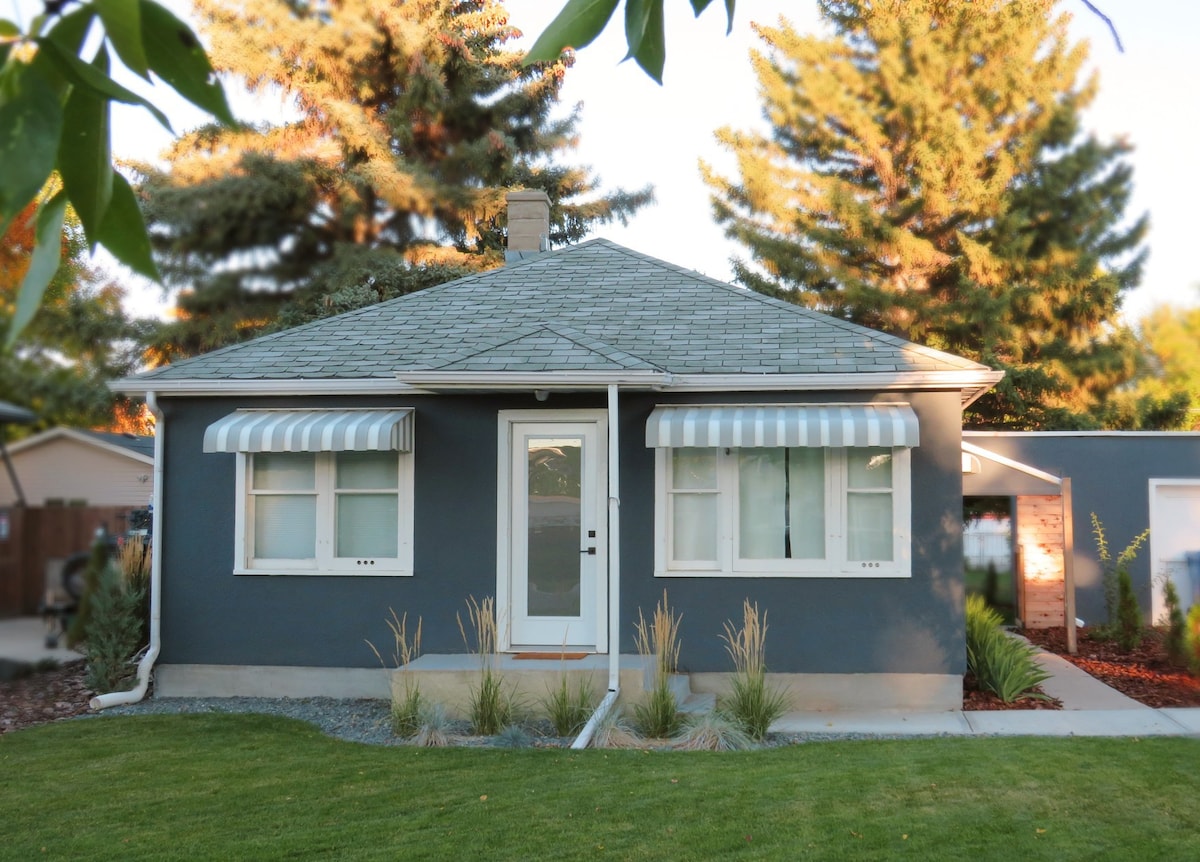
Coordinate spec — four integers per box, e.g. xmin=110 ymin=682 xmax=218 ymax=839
xmin=3 ymin=714 xmax=1199 ymax=860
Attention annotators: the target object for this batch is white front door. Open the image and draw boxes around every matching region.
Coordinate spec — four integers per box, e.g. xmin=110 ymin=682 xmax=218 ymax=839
xmin=499 ymin=412 xmax=607 ymax=651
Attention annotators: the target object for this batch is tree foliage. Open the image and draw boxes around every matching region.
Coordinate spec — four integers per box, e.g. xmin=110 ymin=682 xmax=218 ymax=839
xmin=704 ymin=0 xmax=1158 ymax=428
xmin=0 ymin=0 xmax=233 ymax=349
xmin=138 ymin=0 xmax=652 ymax=361
xmin=1119 ymin=296 xmax=1200 ymax=430
xmin=1 ymin=193 xmax=151 ymax=434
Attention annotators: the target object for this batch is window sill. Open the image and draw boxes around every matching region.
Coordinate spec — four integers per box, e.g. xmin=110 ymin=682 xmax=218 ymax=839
xmin=234 ymin=567 xmax=414 ymax=577
xmin=654 ymin=569 xmax=911 ymax=579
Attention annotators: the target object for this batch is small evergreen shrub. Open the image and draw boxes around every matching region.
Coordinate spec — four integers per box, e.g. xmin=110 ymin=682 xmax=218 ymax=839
xmin=66 ymin=532 xmax=112 ymax=648
xmin=1188 ymin=605 xmax=1200 ymax=676
xmin=965 ymin=594 xmax=1050 ymax=703
xmin=1115 ymin=569 xmax=1142 ymax=652
xmin=83 ymin=561 xmax=145 ymax=693
xmin=1162 ymin=578 xmax=1188 ymax=667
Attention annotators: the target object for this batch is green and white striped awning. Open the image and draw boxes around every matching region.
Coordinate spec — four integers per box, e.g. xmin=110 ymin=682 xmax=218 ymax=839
xmin=645 ymin=404 xmax=919 ymax=448
xmin=203 ymin=409 xmax=413 ymax=453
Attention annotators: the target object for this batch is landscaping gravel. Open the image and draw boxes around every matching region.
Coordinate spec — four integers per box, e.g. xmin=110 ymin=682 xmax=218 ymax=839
xmin=99 ymin=696 xmax=405 ymax=746
xmin=93 ymin=695 xmax=935 ymax=747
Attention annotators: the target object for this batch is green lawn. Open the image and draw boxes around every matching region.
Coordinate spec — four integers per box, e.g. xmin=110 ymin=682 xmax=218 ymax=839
xmin=3 ymin=714 xmax=1198 ymax=860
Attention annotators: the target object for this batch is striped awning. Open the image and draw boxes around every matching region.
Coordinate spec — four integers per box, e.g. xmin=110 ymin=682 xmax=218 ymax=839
xmin=645 ymin=404 xmax=919 ymax=448
xmin=203 ymin=409 xmax=413 ymax=453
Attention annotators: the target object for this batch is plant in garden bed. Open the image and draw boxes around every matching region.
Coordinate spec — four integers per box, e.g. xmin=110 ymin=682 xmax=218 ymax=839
xmin=1188 ymin=605 xmax=1200 ymax=676
xmin=631 ymin=590 xmax=683 ymax=739
xmin=1159 ymin=576 xmax=1189 ymax=667
xmin=965 ymin=594 xmax=1050 ymax=703
xmin=673 ymin=711 xmax=755 ymax=751
xmin=457 ymin=595 xmax=516 ymax=735
xmin=366 ymin=609 xmax=424 ymax=738
xmin=540 ymin=673 xmax=597 ymax=737
xmin=1091 ymin=513 xmax=1149 ymax=650
xmin=83 ymin=545 xmax=147 ymax=694
xmin=719 ymin=598 xmax=789 ymax=741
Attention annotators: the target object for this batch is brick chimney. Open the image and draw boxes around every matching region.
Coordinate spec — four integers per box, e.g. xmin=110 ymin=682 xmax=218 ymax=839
xmin=505 ymin=190 xmax=550 ymax=263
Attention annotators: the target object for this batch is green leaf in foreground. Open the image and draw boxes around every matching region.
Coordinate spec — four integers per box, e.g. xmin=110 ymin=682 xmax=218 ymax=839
xmin=0 ymin=68 xmax=63 ymax=231
xmin=6 ymin=192 xmax=68 ymax=349
xmin=96 ymin=0 xmax=150 ymax=79
xmin=624 ymin=0 xmax=665 ymax=82
xmin=36 ymin=37 xmax=172 ymax=131
xmin=140 ymin=0 xmax=235 ymax=125
xmin=523 ymin=0 xmax=619 ymax=64
xmin=57 ymin=48 xmax=114 ymax=245
xmin=97 ymin=172 xmax=159 ymax=280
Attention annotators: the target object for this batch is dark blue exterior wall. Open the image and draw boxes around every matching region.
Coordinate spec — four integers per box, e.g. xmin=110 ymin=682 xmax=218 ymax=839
xmin=963 ymin=433 xmax=1200 ymax=624
xmin=157 ymin=389 xmax=965 ymax=675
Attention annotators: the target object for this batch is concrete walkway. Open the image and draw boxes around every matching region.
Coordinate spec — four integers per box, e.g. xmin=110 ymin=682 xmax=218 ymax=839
xmin=0 ymin=616 xmax=83 ymax=679
xmin=2 ymin=616 xmax=1197 ymax=736
xmin=772 ymin=647 xmax=1200 ymax=737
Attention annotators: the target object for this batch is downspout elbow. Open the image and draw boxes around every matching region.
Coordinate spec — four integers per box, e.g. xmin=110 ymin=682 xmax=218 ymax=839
xmin=90 ymin=390 xmax=163 ymax=710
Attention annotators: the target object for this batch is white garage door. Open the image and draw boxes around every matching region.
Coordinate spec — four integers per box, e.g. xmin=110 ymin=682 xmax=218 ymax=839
xmin=1149 ymin=480 xmax=1200 ymax=618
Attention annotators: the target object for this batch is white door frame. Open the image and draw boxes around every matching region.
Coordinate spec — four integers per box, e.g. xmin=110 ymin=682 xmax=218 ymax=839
xmin=496 ymin=409 xmax=608 ymax=651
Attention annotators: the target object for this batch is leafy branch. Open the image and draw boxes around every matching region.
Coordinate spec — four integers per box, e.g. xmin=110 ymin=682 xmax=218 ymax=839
xmin=0 ymin=0 xmax=234 ymax=348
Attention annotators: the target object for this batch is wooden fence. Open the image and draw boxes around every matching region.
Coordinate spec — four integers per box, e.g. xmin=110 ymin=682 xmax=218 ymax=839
xmin=0 ymin=506 xmax=133 ymax=617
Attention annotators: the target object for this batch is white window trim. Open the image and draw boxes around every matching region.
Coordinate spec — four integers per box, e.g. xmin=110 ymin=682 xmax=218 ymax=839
xmin=654 ymin=446 xmax=911 ymax=579
xmin=233 ymin=450 xmax=414 ymax=577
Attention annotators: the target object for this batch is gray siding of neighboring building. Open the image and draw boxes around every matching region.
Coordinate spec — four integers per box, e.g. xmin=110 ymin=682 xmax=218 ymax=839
xmin=158 ymin=389 xmax=965 ymax=675
xmin=963 ymin=433 xmax=1200 ymax=624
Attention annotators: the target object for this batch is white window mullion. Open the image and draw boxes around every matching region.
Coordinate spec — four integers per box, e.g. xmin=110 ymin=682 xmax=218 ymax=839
xmin=314 ymin=454 xmax=335 ymax=564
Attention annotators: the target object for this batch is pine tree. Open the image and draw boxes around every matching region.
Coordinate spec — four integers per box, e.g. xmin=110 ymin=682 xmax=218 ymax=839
xmin=703 ymin=0 xmax=1149 ymax=428
xmin=140 ymin=0 xmax=652 ymax=361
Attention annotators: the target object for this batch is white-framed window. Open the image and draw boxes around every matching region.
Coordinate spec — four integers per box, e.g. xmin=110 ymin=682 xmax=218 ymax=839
xmin=234 ymin=450 xmax=414 ymax=576
xmin=655 ymin=445 xmax=911 ymax=578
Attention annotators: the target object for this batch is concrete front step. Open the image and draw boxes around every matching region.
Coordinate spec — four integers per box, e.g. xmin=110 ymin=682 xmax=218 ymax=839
xmin=679 ymin=691 xmax=717 ymax=714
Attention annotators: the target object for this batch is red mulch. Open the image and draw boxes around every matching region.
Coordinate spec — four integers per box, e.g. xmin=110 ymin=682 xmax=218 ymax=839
xmin=962 ymin=671 xmax=1062 ymax=710
xmin=1 ymin=660 xmax=94 ymax=734
xmin=1021 ymin=626 xmax=1200 ymax=709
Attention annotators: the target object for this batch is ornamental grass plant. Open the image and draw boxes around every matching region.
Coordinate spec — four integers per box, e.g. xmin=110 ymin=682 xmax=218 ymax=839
xmin=719 ymin=598 xmax=789 ymax=741
xmin=366 ymin=609 xmax=424 ymax=738
xmin=457 ymin=595 xmax=516 ymax=735
xmin=632 ymin=590 xmax=683 ymax=739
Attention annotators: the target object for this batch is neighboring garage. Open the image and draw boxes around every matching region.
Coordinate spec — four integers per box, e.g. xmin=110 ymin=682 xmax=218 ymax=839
xmin=963 ymin=432 xmax=1200 ymax=629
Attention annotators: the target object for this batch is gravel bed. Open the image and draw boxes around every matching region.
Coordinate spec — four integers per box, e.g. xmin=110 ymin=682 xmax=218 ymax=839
xmin=91 ymin=696 xmax=937 ymax=747
xmin=98 ymin=696 xmax=408 ymax=746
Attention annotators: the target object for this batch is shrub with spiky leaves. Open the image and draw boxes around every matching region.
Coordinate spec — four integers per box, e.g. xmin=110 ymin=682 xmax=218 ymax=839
xmin=966 ymin=594 xmax=1051 ymax=703
xmin=719 ymin=599 xmax=789 ymax=741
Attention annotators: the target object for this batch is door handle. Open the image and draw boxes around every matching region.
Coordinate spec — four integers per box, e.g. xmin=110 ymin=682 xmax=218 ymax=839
xmin=580 ymin=547 xmax=596 ymax=555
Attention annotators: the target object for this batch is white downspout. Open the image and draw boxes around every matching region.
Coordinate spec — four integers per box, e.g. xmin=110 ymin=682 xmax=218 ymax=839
xmin=572 ymin=384 xmax=622 ymax=749
xmin=90 ymin=391 xmax=164 ymax=710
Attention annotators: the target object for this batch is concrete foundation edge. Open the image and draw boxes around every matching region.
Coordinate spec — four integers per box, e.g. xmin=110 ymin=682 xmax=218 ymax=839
xmin=155 ymin=663 xmax=960 ymax=712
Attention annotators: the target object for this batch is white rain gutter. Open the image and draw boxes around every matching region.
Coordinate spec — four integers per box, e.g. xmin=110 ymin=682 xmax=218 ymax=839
xmin=90 ymin=391 xmax=163 ymax=710
xmin=571 ymin=383 xmax=623 ymax=749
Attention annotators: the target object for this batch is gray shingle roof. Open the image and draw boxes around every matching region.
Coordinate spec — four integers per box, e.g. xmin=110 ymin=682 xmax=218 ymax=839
xmin=133 ymin=239 xmax=990 ymax=382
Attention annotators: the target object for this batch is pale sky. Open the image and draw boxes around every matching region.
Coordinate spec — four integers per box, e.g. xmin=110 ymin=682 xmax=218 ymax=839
xmin=59 ymin=0 xmax=1200 ymax=324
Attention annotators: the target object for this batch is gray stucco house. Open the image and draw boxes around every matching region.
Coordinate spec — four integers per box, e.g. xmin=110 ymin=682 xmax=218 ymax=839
xmin=113 ymin=193 xmax=1003 ymax=711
